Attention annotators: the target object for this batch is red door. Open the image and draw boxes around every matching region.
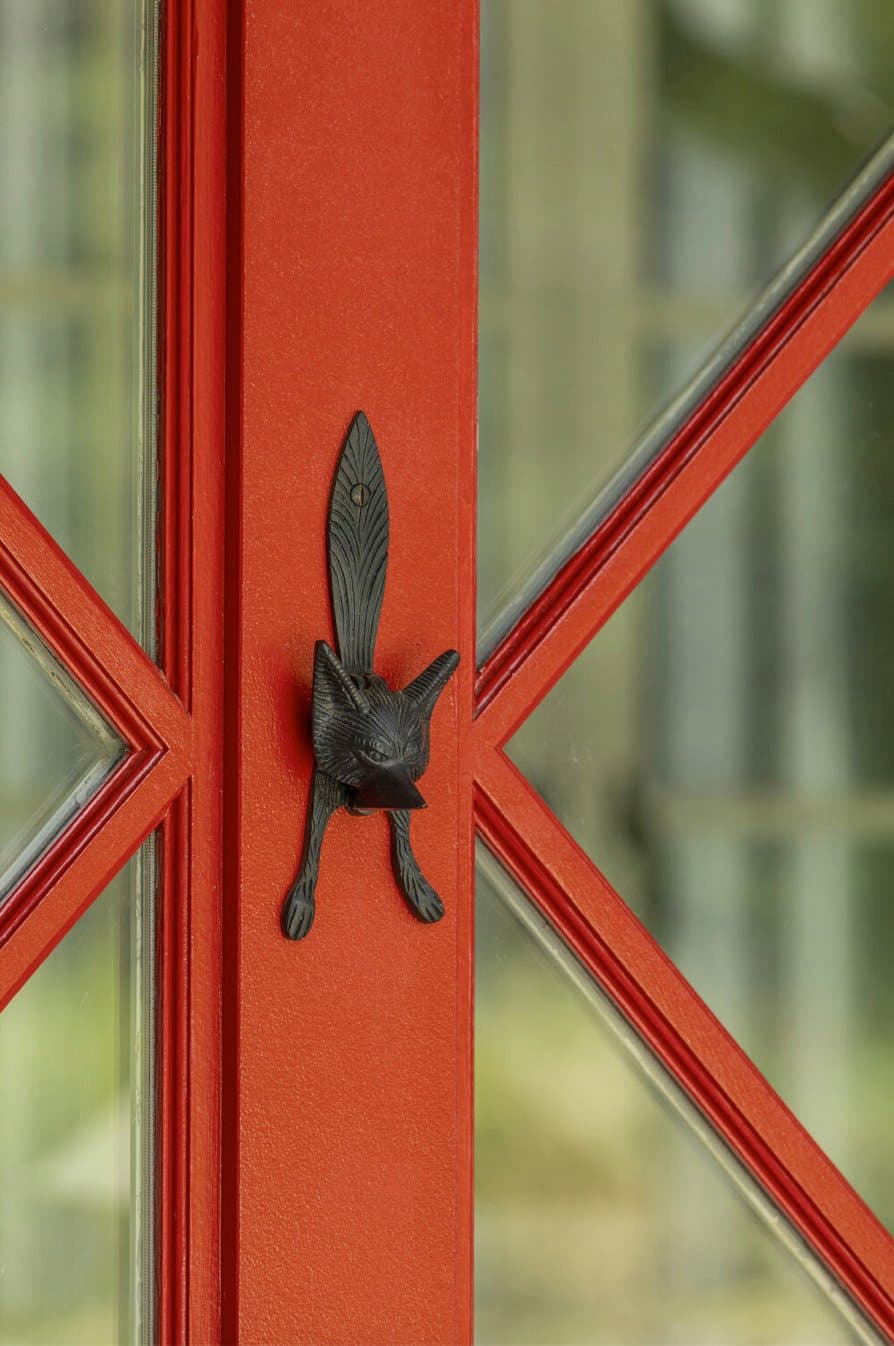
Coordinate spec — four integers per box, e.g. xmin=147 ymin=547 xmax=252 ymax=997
xmin=2 ymin=3 xmax=894 ymax=1344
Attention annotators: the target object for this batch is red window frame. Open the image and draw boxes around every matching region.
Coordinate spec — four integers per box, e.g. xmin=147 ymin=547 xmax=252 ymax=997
xmin=0 ymin=3 xmax=890 ymax=1342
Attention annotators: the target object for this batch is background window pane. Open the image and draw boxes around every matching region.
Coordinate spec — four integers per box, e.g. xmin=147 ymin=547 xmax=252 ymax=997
xmin=509 ymin=301 xmax=894 ymax=1235
xmin=0 ymin=3 xmax=158 ymax=1341
xmin=476 ymin=852 xmax=872 ymax=1345
xmin=0 ymin=590 xmax=124 ymax=904
xmin=0 ymin=0 xmax=158 ymax=646
xmin=479 ymin=0 xmax=894 ymax=640
xmin=0 ymin=848 xmax=154 ymax=1346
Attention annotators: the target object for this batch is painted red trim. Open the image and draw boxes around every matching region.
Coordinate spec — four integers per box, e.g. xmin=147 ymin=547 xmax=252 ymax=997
xmin=0 ymin=478 xmax=189 ymax=753
xmin=457 ymin=2 xmax=480 ymax=1332
xmin=474 ymin=745 xmax=894 ymax=1337
xmin=155 ymin=0 xmax=229 ymax=1342
xmin=0 ymin=4 xmax=227 ymax=1339
xmin=0 ymin=749 xmax=159 ymax=953
xmin=0 ymin=409 xmax=191 ymax=1008
xmin=476 ymin=170 xmax=894 ymax=746
xmin=0 ymin=747 xmax=187 ymax=1011
xmin=220 ymin=0 xmax=245 ymax=1339
xmin=156 ymin=797 xmax=189 ymax=1346
xmin=225 ymin=1 xmax=478 ymax=1337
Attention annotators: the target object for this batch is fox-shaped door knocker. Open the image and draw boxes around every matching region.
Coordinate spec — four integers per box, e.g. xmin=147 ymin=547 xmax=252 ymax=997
xmin=282 ymin=413 xmax=458 ymax=939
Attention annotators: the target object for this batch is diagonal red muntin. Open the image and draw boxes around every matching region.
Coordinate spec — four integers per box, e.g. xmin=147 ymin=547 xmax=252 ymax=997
xmin=0 ymin=477 xmax=192 ymax=1004
xmin=0 ymin=477 xmax=189 ymax=754
xmin=471 ymin=163 xmax=894 ymax=1337
xmin=475 ymin=744 xmax=894 ymax=1338
xmin=0 ymin=7 xmax=226 ymax=1341
xmin=476 ymin=164 xmax=894 ymax=749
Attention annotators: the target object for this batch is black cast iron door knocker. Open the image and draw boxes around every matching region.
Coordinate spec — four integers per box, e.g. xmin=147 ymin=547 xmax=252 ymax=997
xmin=282 ymin=412 xmax=459 ymax=940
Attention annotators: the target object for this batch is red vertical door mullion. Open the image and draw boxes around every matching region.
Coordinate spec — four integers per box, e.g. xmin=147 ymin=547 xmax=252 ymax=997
xmin=157 ymin=1 xmax=228 ymax=1342
xmin=226 ymin=4 xmax=478 ymax=1342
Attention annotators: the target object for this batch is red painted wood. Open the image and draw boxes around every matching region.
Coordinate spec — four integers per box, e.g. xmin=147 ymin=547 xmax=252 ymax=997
xmin=476 ymin=171 xmax=894 ymax=747
xmin=0 ymin=458 xmax=190 ymax=1005
xmin=475 ymin=745 xmax=894 ymax=1337
xmin=0 ymin=748 xmax=186 ymax=1011
xmin=0 ymin=479 xmax=188 ymax=752
xmin=156 ymin=0 xmax=229 ymax=1342
xmin=224 ymin=3 xmax=478 ymax=1342
xmin=0 ymin=748 xmax=160 ymax=957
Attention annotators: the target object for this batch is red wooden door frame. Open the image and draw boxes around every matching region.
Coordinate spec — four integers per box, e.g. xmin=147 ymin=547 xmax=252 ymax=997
xmin=156 ymin=1 xmax=229 ymax=1339
xmin=0 ymin=2 xmax=891 ymax=1343
xmin=213 ymin=0 xmax=478 ymax=1341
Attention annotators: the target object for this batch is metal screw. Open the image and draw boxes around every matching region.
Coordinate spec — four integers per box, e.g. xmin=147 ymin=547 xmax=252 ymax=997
xmin=350 ymin=482 xmax=369 ymax=506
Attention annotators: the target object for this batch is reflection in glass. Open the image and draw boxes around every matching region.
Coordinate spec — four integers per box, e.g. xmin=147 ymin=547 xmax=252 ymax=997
xmin=0 ymin=848 xmax=154 ymax=1346
xmin=509 ymin=305 xmax=894 ymax=1234
xmin=479 ymin=0 xmax=894 ymax=641
xmin=476 ymin=852 xmax=873 ymax=1345
xmin=0 ymin=590 xmax=124 ymax=903
xmin=0 ymin=0 xmax=158 ymax=645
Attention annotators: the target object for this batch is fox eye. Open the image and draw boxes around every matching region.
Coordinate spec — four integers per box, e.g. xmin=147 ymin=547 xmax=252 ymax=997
xmin=364 ymin=742 xmax=390 ymax=764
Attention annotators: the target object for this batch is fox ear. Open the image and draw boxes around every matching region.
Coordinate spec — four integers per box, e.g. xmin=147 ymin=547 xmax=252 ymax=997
xmin=401 ymin=649 xmax=459 ymax=721
xmin=313 ymin=641 xmax=369 ymax=715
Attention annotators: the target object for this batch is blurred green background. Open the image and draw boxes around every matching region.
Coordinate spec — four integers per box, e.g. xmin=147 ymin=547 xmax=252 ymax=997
xmin=0 ymin=1 xmax=154 ymax=1343
xmin=479 ymin=1 xmax=894 ymax=1343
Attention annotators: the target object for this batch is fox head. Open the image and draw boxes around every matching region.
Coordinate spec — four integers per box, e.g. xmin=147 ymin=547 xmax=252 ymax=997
xmin=311 ymin=640 xmax=459 ymax=810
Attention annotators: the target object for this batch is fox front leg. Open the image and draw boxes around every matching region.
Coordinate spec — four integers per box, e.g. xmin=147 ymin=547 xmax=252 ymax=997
xmin=282 ymin=768 xmax=346 ymax=939
xmin=388 ymin=809 xmax=445 ymax=924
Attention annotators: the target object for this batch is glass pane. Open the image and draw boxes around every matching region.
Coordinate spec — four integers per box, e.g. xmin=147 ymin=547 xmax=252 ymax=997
xmin=0 ymin=0 xmax=158 ymax=645
xmin=0 ymin=847 xmax=154 ymax=1346
xmin=0 ymin=590 xmax=124 ymax=903
xmin=509 ymin=300 xmax=894 ymax=1233
xmin=479 ymin=0 xmax=894 ymax=640
xmin=476 ymin=852 xmax=874 ymax=1345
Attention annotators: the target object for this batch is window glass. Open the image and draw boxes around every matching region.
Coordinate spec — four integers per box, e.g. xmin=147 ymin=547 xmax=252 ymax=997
xmin=509 ymin=303 xmax=894 ymax=1234
xmin=479 ymin=0 xmax=894 ymax=643
xmin=0 ymin=849 xmax=154 ymax=1345
xmin=0 ymin=0 xmax=157 ymax=646
xmin=476 ymin=852 xmax=870 ymax=1344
